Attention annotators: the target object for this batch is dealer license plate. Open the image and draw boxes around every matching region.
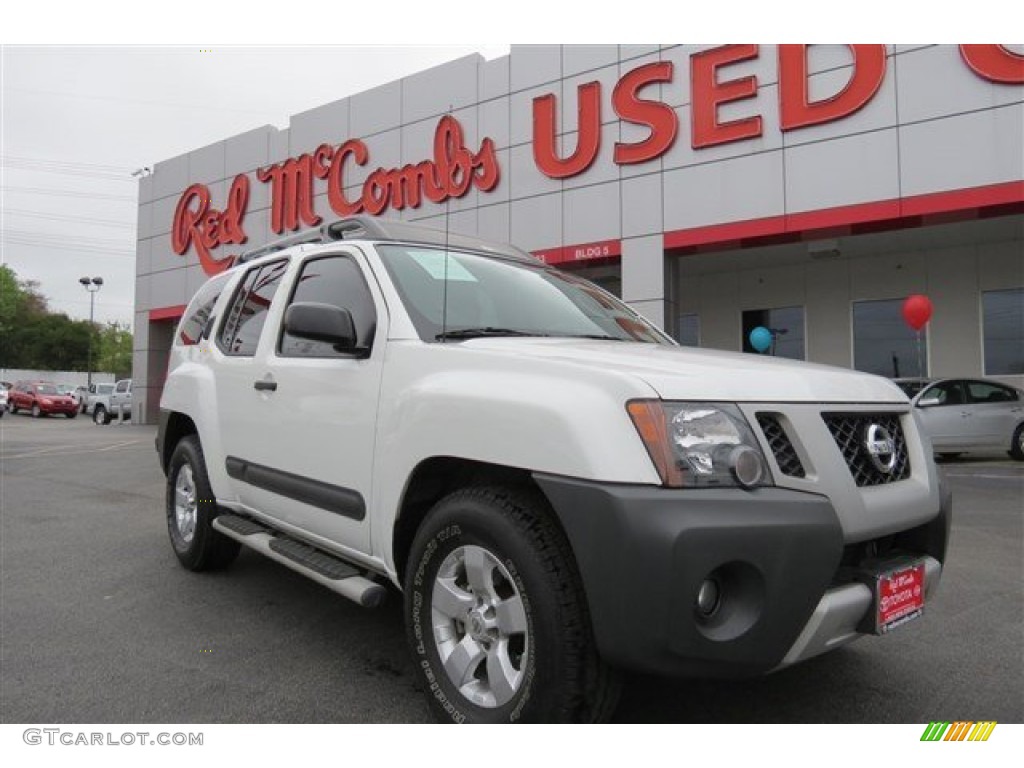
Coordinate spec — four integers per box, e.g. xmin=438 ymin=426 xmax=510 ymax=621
xmin=875 ymin=562 xmax=925 ymax=634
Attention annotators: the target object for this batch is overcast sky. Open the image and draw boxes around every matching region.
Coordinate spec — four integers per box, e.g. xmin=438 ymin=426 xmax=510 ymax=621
xmin=1 ymin=45 xmax=508 ymax=327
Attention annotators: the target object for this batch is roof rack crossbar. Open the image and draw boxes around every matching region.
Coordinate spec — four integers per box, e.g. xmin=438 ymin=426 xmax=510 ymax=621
xmin=236 ymin=216 xmax=538 ymax=265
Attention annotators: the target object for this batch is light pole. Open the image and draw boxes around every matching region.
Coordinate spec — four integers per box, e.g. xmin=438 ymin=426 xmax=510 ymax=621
xmin=79 ymin=276 xmax=103 ymax=387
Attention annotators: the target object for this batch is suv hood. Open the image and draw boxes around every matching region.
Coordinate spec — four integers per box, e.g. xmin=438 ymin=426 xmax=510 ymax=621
xmin=459 ymin=338 xmax=908 ymax=403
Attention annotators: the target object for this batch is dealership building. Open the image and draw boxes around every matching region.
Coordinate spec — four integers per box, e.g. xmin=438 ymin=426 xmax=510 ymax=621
xmin=133 ymin=44 xmax=1024 ymax=424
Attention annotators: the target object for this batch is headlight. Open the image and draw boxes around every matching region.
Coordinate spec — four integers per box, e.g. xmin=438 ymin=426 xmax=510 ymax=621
xmin=627 ymin=401 xmax=772 ymax=489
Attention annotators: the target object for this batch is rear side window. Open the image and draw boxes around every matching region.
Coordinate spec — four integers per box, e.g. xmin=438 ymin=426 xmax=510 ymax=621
xmin=279 ymin=255 xmax=377 ymax=358
xmin=178 ymin=274 xmax=230 ymax=346
xmin=966 ymin=381 xmax=1019 ymax=404
xmin=218 ymin=260 xmax=289 ymax=356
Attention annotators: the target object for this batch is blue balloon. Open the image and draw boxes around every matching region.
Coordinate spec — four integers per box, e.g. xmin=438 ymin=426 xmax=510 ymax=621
xmin=749 ymin=326 xmax=772 ymax=354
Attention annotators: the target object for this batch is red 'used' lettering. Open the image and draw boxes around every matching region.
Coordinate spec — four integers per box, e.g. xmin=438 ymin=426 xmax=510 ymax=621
xmin=171 ymin=174 xmax=249 ymax=275
xmin=778 ymin=44 xmax=887 ymax=131
xmin=612 ymin=61 xmax=678 ymax=164
xmin=533 ymin=81 xmax=602 ymax=178
xmin=959 ymin=44 xmax=1024 ymax=84
xmin=691 ymin=44 xmax=763 ymax=149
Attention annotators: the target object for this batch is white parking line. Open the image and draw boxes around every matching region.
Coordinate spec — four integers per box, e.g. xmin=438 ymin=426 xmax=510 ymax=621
xmin=1 ymin=439 xmax=145 ymax=460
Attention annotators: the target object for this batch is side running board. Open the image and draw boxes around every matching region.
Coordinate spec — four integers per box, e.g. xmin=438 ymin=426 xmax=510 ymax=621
xmin=212 ymin=513 xmax=387 ymax=608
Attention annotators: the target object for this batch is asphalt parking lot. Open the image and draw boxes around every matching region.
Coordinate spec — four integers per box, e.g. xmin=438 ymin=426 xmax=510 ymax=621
xmin=1 ymin=414 xmax=1021 ymax=724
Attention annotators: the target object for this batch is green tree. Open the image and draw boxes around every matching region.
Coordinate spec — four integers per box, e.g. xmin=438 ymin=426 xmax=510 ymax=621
xmin=96 ymin=321 xmax=133 ymax=379
xmin=0 ymin=264 xmax=94 ymax=371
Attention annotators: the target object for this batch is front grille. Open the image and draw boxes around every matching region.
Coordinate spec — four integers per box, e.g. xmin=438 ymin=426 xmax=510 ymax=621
xmin=756 ymin=414 xmax=806 ymax=478
xmin=823 ymin=413 xmax=910 ymax=487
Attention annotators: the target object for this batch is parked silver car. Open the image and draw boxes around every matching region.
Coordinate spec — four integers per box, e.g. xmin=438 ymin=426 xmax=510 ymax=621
xmin=94 ymin=378 xmax=132 ymax=425
xmin=82 ymin=382 xmax=115 ymax=416
xmin=897 ymin=378 xmax=1024 ymax=460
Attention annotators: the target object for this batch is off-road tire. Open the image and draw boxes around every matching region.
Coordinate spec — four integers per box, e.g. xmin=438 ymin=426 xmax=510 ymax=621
xmin=404 ymin=485 xmax=619 ymax=723
xmin=166 ymin=435 xmax=240 ymax=571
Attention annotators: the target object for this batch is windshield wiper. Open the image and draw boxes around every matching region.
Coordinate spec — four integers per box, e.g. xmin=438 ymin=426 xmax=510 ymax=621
xmin=436 ymin=327 xmax=550 ymax=341
xmin=563 ymin=334 xmax=630 ymax=342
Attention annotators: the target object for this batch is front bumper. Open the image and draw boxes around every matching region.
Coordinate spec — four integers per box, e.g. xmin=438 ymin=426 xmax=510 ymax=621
xmin=534 ymin=474 xmax=950 ymax=678
xmin=40 ymin=402 xmax=77 ymax=415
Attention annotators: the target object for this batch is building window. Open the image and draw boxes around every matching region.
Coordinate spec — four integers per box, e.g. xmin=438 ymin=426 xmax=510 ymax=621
xmin=983 ymin=288 xmax=1024 ymax=375
xmin=677 ymin=313 xmax=699 ymax=346
xmin=853 ymin=298 xmax=927 ymax=378
xmin=742 ymin=306 xmax=805 ymax=360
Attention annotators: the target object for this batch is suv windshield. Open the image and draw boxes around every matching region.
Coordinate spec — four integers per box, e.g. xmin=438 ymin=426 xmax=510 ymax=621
xmin=376 ymin=245 xmax=671 ymax=344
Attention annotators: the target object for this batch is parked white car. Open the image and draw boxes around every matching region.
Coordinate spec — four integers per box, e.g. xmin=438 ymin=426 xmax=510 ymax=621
xmin=897 ymin=377 xmax=1024 ymax=459
xmin=157 ymin=217 xmax=952 ymax=723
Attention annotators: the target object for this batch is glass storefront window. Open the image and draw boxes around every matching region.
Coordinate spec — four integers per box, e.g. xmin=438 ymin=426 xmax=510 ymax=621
xmin=983 ymin=288 xmax=1024 ymax=375
xmin=741 ymin=306 xmax=805 ymax=359
xmin=677 ymin=313 xmax=699 ymax=346
xmin=853 ymin=298 xmax=928 ymax=378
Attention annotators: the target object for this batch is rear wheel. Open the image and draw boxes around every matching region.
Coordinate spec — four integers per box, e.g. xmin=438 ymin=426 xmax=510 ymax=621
xmin=404 ymin=486 xmax=618 ymax=723
xmin=166 ymin=435 xmax=240 ymax=571
xmin=93 ymin=405 xmax=108 ymax=425
xmin=1010 ymin=424 xmax=1024 ymax=461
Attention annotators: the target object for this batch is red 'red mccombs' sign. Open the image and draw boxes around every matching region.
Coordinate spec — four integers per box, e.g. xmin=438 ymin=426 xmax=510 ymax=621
xmin=171 ymin=44 xmax=1023 ymax=275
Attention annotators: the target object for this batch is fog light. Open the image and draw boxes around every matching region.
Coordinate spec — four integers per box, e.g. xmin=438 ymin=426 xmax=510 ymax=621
xmin=729 ymin=445 xmax=764 ymax=488
xmin=696 ymin=579 xmax=720 ymax=617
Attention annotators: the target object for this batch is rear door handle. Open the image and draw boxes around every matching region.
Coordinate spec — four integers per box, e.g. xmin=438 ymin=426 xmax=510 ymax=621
xmin=253 ymin=380 xmax=278 ymax=392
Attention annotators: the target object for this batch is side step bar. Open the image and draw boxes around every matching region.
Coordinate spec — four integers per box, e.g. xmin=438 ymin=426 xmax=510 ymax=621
xmin=212 ymin=514 xmax=387 ymax=608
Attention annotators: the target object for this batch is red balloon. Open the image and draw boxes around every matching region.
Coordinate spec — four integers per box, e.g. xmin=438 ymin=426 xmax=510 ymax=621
xmin=902 ymin=294 xmax=933 ymax=331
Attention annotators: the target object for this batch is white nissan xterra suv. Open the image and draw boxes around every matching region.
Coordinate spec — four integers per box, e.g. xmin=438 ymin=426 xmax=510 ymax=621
xmin=157 ymin=217 xmax=951 ymax=723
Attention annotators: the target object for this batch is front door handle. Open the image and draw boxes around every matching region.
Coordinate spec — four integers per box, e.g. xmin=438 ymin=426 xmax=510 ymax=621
xmin=254 ymin=380 xmax=278 ymax=392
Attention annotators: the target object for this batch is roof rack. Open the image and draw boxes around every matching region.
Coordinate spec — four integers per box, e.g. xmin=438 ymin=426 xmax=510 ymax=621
xmin=236 ymin=216 xmax=538 ymax=264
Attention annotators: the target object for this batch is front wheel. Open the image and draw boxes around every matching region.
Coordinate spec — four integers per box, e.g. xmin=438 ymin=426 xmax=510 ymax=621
xmin=66 ymin=411 xmax=77 ymax=419
xmin=404 ymin=486 xmax=618 ymax=723
xmin=166 ymin=435 xmax=240 ymax=571
xmin=1010 ymin=424 xmax=1024 ymax=461
xmin=31 ymin=403 xmax=42 ymax=418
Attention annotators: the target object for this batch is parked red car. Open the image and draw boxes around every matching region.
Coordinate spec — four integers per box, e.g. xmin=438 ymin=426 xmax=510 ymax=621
xmin=8 ymin=381 xmax=78 ymax=418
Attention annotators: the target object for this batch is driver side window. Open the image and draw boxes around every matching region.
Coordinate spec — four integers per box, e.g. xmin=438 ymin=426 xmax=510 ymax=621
xmin=923 ymin=381 xmax=966 ymax=406
xmin=278 ymin=254 xmax=377 ymax=358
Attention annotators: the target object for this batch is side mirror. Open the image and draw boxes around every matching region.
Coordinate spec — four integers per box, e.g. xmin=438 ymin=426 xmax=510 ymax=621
xmin=917 ymin=396 xmax=941 ymax=408
xmin=284 ymin=302 xmax=357 ymax=350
